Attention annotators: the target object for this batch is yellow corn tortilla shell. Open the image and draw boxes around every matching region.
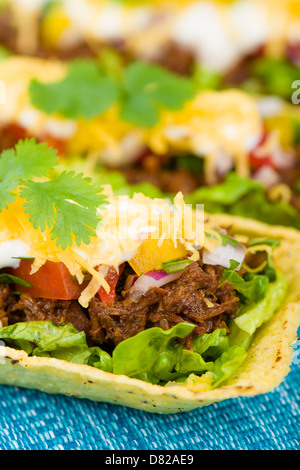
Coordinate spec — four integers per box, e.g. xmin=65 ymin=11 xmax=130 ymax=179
xmin=0 ymin=215 xmax=300 ymax=414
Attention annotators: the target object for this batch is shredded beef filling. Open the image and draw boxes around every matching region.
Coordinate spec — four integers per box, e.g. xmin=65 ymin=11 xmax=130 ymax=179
xmin=122 ymin=153 xmax=206 ymax=195
xmin=0 ymin=285 xmax=91 ymax=339
xmin=88 ymin=262 xmax=240 ymax=350
xmin=0 ymin=11 xmax=17 ymax=52
xmin=0 ymin=261 xmax=239 ymax=350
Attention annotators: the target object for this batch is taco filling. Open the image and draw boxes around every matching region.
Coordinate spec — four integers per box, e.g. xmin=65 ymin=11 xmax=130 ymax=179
xmin=0 ymin=139 xmax=289 ymax=388
xmin=0 ymin=55 xmax=300 ymax=230
xmin=0 ymin=0 xmax=299 ymax=87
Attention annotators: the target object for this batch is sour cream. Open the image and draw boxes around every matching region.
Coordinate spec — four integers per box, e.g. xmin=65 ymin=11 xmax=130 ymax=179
xmin=0 ymin=240 xmax=30 ymax=269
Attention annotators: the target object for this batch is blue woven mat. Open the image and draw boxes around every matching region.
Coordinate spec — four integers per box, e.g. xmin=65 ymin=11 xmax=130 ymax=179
xmin=0 ymin=361 xmax=299 ymax=450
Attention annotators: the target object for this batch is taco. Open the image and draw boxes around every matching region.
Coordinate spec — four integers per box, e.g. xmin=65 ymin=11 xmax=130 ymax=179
xmin=0 ymin=55 xmax=300 ymax=230
xmin=0 ymin=0 xmax=299 ymax=92
xmin=0 ymin=139 xmax=299 ymax=413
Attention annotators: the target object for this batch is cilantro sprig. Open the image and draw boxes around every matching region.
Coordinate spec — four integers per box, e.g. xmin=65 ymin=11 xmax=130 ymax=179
xmin=0 ymin=139 xmax=107 ymax=249
xmin=29 ymin=59 xmax=196 ymax=126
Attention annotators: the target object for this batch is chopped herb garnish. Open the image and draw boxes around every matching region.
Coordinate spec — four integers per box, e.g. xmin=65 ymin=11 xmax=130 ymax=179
xmin=162 ymin=258 xmax=194 ymax=274
xmin=248 ymin=238 xmax=281 ymax=249
xmin=30 ymin=60 xmax=120 ymax=120
xmin=205 ymin=231 xmax=239 ymax=247
xmin=0 ymin=139 xmax=107 ymax=249
xmin=0 ymin=273 xmax=32 ymax=287
xmin=29 ymin=59 xmax=196 ymax=126
xmin=120 ymin=61 xmax=196 ymax=126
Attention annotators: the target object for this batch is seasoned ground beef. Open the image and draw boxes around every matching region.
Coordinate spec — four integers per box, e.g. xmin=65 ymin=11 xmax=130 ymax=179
xmin=0 ymin=124 xmax=29 ymax=152
xmin=150 ymin=41 xmax=195 ymax=76
xmin=124 ymin=166 xmax=201 ymax=194
xmin=88 ymin=262 xmax=240 ymax=349
xmin=0 ymin=12 xmax=17 ymax=52
xmin=122 ymin=153 xmax=205 ymax=194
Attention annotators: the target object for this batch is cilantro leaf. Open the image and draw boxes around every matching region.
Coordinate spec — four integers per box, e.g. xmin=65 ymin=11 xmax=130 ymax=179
xmin=120 ymin=61 xmax=196 ymax=126
xmin=30 ymin=60 xmax=119 ymax=120
xmin=29 ymin=59 xmax=196 ymax=126
xmin=0 ymin=139 xmax=58 ymax=210
xmin=20 ymin=171 xmax=107 ymax=249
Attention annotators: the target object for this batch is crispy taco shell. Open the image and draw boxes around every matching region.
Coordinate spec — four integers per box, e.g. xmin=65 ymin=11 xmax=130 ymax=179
xmin=0 ymin=215 xmax=300 ymax=414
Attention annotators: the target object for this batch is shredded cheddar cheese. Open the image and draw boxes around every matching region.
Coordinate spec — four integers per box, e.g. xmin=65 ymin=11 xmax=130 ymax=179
xmin=0 ymin=188 xmax=223 ymax=306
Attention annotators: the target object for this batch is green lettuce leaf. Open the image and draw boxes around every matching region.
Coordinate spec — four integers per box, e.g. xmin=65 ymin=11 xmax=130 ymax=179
xmin=221 ymin=260 xmax=269 ymax=303
xmin=193 ymin=328 xmax=229 ymax=359
xmin=250 ymin=57 xmax=300 ymax=100
xmin=211 ymin=271 xmax=287 ymax=387
xmin=212 ymin=345 xmax=248 ymax=388
xmin=229 ymin=271 xmax=288 ymax=350
xmin=0 ymin=321 xmax=112 ymax=371
xmin=185 ymin=173 xmax=300 ymax=230
xmin=112 ymin=323 xmax=200 ymax=384
xmin=185 ymin=173 xmax=261 ymax=206
xmin=229 ymin=191 xmax=300 ymax=230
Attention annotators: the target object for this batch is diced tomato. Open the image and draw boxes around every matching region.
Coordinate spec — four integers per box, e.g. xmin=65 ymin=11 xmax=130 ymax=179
xmin=98 ymin=265 xmax=124 ymax=304
xmin=8 ymin=260 xmax=87 ymax=300
xmin=41 ymin=133 xmax=67 ymax=156
xmin=0 ymin=124 xmax=28 ymax=151
xmin=249 ymin=131 xmax=278 ymax=172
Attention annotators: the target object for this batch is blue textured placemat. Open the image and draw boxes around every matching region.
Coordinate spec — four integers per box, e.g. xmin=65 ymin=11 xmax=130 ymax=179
xmin=0 ymin=361 xmax=299 ymax=450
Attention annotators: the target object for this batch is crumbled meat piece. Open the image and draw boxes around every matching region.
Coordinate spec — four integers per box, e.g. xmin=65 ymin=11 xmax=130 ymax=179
xmin=124 ymin=166 xmax=200 ymax=194
xmin=0 ymin=11 xmax=17 ymax=52
xmin=0 ymin=284 xmax=16 ymax=327
xmin=150 ymin=41 xmax=195 ymax=76
xmin=9 ymin=294 xmax=91 ymax=339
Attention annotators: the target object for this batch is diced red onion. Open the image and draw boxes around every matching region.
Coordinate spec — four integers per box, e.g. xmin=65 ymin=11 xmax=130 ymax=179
xmin=124 ymin=274 xmax=138 ymax=290
xmin=128 ymin=269 xmax=184 ymax=301
xmin=253 ymin=165 xmax=281 ymax=189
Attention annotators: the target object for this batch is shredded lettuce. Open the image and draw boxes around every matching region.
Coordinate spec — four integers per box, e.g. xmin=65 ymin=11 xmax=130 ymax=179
xmin=0 ymin=321 xmax=112 ymax=372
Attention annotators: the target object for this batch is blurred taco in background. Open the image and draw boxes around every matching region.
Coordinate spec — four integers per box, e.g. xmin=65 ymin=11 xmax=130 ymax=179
xmin=0 ymin=139 xmax=299 ymax=413
xmin=0 ymin=0 xmax=299 ymax=102
xmin=1 ymin=55 xmax=300 ymax=229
